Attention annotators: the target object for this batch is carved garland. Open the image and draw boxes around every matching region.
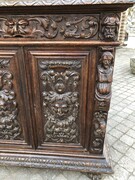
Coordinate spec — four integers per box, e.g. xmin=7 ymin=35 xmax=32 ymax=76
xmin=90 ymin=49 xmax=114 ymax=153
xmin=39 ymin=60 xmax=81 ymax=143
xmin=0 ymin=58 xmax=22 ymax=140
xmin=0 ymin=16 xmax=98 ymax=39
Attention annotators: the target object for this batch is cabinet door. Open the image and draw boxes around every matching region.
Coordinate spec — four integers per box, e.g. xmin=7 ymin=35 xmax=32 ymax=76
xmin=0 ymin=48 xmax=33 ymax=150
xmin=25 ymin=46 xmax=96 ymax=155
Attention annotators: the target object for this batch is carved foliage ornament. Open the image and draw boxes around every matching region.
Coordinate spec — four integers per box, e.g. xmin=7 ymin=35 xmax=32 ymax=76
xmin=39 ymin=60 xmax=81 ymax=143
xmin=0 ymin=59 xmax=22 ymax=140
xmin=100 ymin=14 xmax=120 ymax=41
xmin=90 ymin=111 xmax=107 ymax=153
xmin=0 ymin=15 xmax=98 ymax=39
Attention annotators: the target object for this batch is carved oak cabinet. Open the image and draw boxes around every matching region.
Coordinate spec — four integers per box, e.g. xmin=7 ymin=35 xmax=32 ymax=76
xmin=0 ymin=0 xmax=134 ymax=178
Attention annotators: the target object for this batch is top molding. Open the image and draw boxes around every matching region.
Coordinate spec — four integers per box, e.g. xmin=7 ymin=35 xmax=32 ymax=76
xmin=0 ymin=0 xmax=134 ymax=6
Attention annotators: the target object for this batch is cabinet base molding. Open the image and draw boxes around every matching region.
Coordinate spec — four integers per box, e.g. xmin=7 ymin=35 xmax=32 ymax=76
xmin=0 ymin=143 xmax=112 ymax=174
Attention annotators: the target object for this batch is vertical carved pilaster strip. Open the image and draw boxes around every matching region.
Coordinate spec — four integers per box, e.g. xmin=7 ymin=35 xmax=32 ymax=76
xmin=0 ymin=58 xmax=22 ymax=140
xmin=90 ymin=47 xmax=115 ymax=154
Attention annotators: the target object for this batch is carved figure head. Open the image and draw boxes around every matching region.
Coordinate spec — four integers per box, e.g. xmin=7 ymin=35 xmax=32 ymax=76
xmin=54 ymin=78 xmax=66 ymax=94
xmin=100 ymin=52 xmax=114 ymax=69
xmin=101 ymin=15 xmax=119 ymax=41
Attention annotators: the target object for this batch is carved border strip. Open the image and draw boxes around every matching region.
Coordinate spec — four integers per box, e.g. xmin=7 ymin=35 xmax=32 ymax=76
xmin=0 ymin=154 xmax=112 ymax=173
xmin=0 ymin=0 xmax=133 ymax=6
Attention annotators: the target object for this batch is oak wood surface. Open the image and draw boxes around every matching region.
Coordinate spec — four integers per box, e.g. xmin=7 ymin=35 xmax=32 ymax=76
xmin=0 ymin=3 xmax=133 ymax=175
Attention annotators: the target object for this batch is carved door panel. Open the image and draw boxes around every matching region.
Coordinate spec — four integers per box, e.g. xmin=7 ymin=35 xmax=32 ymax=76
xmin=25 ymin=47 xmax=96 ymax=155
xmin=0 ymin=48 xmax=33 ymax=150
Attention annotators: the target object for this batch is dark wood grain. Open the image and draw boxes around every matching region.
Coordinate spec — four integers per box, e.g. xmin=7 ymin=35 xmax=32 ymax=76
xmin=0 ymin=2 xmax=133 ymax=176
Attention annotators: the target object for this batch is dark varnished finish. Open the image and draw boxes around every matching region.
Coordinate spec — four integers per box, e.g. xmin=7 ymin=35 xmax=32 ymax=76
xmin=0 ymin=3 xmax=133 ymax=177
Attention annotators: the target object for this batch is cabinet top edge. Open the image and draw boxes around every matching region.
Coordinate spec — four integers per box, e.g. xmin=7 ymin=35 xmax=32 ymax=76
xmin=0 ymin=0 xmax=134 ymax=7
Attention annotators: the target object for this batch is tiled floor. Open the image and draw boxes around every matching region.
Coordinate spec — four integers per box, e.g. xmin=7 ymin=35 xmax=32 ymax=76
xmin=0 ymin=48 xmax=135 ymax=180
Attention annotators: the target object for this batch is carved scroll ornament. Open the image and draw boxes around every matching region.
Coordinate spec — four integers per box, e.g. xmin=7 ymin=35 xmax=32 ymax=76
xmin=0 ymin=59 xmax=22 ymax=140
xmin=39 ymin=60 xmax=81 ymax=143
xmin=100 ymin=14 xmax=120 ymax=41
xmin=0 ymin=15 xmax=98 ymax=39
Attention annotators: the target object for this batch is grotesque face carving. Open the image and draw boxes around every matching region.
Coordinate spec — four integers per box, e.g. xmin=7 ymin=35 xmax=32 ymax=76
xmin=5 ymin=19 xmax=29 ymax=37
xmin=102 ymin=15 xmax=119 ymax=41
xmin=51 ymin=99 xmax=70 ymax=118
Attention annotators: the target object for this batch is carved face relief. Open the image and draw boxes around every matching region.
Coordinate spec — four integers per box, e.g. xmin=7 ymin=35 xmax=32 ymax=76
xmin=54 ymin=80 xmax=66 ymax=94
xmin=51 ymin=99 xmax=69 ymax=118
xmin=104 ymin=25 xmax=116 ymax=40
xmin=101 ymin=52 xmax=113 ymax=69
xmin=5 ymin=19 xmax=30 ymax=37
xmin=101 ymin=15 xmax=120 ymax=41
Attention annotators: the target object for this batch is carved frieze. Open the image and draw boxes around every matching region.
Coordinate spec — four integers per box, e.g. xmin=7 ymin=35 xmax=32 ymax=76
xmin=100 ymin=14 xmax=120 ymax=41
xmin=39 ymin=60 xmax=81 ymax=143
xmin=0 ymin=58 xmax=22 ymax=140
xmin=0 ymin=15 xmax=98 ymax=40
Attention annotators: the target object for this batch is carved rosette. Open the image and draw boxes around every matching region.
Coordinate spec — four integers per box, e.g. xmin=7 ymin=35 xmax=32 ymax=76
xmin=39 ymin=60 xmax=81 ymax=143
xmin=0 ymin=58 xmax=22 ymax=140
xmin=99 ymin=14 xmax=120 ymax=41
xmin=0 ymin=15 xmax=99 ymax=40
xmin=90 ymin=48 xmax=114 ymax=153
